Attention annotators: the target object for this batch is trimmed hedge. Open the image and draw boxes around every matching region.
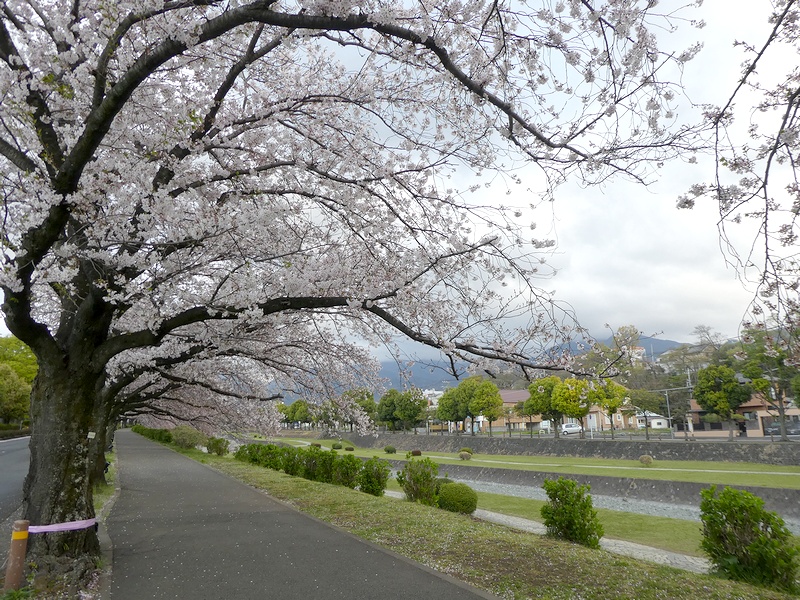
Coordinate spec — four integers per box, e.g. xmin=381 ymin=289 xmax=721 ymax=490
xmin=437 ymin=482 xmax=478 ymax=514
xmin=234 ymin=443 xmax=391 ymax=497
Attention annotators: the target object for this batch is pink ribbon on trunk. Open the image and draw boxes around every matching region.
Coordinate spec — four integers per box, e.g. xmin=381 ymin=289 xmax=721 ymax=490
xmin=28 ymin=518 xmax=97 ymax=534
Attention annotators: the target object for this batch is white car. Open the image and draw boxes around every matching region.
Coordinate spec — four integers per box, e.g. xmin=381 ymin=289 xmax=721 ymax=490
xmin=560 ymin=423 xmax=583 ymax=435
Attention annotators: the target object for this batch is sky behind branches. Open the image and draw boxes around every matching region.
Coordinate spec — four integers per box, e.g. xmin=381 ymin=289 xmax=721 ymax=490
xmin=509 ymin=0 xmax=776 ymax=344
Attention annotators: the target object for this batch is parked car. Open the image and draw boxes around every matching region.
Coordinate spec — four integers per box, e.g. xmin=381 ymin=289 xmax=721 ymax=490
xmin=764 ymin=421 xmax=800 ymax=436
xmin=560 ymin=423 xmax=583 ymax=435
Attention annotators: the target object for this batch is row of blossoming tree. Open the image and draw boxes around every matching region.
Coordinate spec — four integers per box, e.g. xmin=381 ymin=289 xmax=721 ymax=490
xmin=0 ymin=0 xmax=795 ymax=576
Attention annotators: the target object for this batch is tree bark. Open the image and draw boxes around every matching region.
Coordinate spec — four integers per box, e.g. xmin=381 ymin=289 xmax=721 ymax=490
xmin=24 ymin=365 xmax=102 ymax=567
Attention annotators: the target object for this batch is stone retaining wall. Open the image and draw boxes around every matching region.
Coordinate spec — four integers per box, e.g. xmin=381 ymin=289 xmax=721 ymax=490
xmin=341 ymin=433 xmax=800 ymax=519
xmin=344 ymin=432 xmax=800 ymax=465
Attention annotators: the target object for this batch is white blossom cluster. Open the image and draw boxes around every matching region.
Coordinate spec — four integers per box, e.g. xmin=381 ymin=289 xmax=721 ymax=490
xmin=0 ymin=0 xmax=702 ymax=437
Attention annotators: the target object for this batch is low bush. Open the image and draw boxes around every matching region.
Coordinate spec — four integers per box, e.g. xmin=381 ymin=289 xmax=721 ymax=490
xmin=345 ymin=446 xmax=354 ymax=451
xmin=301 ymin=445 xmax=336 ymax=483
xmin=358 ymin=456 xmax=391 ymax=496
xmin=332 ymin=441 xmax=343 ymax=450
xmin=700 ymin=485 xmax=799 ymax=591
xmin=333 ymin=454 xmax=362 ymax=489
xmin=280 ymin=446 xmax=303 ymax=476
xmin=206 ymin=437 xmax=230 ymax=456
xmin=131 ymin=424 xmax=172 ymax=444
xmin=396 ymin=457 xmax=439 ymax=506
xmin=639 ymin=454 xmax=654 ymax=467
xmin=384 ymin=445 xmax=396 ymax=454
xmin=459 ymin=447 xmax=473 ymax=455
xmin=234 ymin=443 xmax=283 ymax=469
xmin=171 ymin=425 xmax=208 ymax=449
xmin=409 ymin=449 xmax=422 ymax=457
xmin=437 ymin=482 xmax=478 ymax=514
xmin=540 ymin=477 xmax=603 ymax=549
xmin=434 ymin=477 xmax=454 ymax=495
xmin=459 ymin=451 xmax=472 ymax=461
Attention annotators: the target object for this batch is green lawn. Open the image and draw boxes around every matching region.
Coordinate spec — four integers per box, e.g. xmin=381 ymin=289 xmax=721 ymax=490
xmin=180 ymin=447 xmax=797 ymax=600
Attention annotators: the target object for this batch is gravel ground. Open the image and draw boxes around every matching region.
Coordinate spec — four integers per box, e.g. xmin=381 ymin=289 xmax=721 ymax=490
xmin=460 ymin=479 xmax=800 ymax=535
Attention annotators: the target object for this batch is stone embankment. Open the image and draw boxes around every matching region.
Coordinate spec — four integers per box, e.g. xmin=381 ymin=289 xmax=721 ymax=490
xmin=339 ymin=432 xmax=800 ymax=520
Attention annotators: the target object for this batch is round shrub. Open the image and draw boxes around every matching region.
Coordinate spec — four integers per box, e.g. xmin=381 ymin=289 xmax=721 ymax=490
xmin=345 ymin=446 xmax=354 ymax=451
xmin=384 ymin=445 xmax=396 ymax=454
xmin=434 ymin=477 xmax=454 ymax=495
xmin=459 ymin=447 xmax=473 ymax=455
xmin=310 ymin=442 xmax=322 ymax=448
xmin=639 ymin=454 xmax=654 ymax=467
xmin=437 ymin=482 xmax=478 ymax=514
xmin=459 ymin=451 xmax=472 ymax=461
xmin=331 ymin=441 xmax=343 ymax=450
xmin=410 ymin=449 xmax=422 ymax=457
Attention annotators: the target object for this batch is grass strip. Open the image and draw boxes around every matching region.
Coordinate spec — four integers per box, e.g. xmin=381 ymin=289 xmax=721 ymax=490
xmin=184 ymin=449 xmax=795 ymax=600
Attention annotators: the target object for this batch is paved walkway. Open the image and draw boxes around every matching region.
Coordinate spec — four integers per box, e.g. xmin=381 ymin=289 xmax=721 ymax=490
xmin=106 ymin=430 xmax=497 ymax=599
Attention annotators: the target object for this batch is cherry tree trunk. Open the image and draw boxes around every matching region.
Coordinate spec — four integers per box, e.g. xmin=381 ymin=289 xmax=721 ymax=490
xmin=23 ymin=365 xmax=102 ymax=567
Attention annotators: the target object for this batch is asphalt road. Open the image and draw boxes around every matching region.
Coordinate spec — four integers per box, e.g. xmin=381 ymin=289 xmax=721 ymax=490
xmin=107 ymin=430 xmax=498 ymax=600
xmin=0 ymin=436 xmax=28 ymax=522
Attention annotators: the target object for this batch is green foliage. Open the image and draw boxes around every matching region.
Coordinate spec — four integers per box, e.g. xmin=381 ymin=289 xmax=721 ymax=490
xmin=301 ymin=445 xmax=336 ymax=483
xmin=396 ymin=457 xmax=439 ymax=506
xmin=377 ymin=389 xmax=403 ymax=430
xmin=331 ymin=441 xmax=343 ymax=449
xmin=234 ymin=443 xmax=284 ymax=469
xmin=344 ymin=446 xmax=354 ymax=451
xmin=283 ymin=399 xmax=312 ymax=426
xmin=409 ymin=449 xmax=422 ymax=457
xmin=171 ymin=425 xmax=208 ymax=449
xmin=552 ymin=379 xmax=600 ymax=426
xmin=525 ymin=376 xmax=563 ymax=428
xmin=434 ymin=477 xmax=454 ymax=495
xmin=131 ymin=424 xmax=172 ymax=444
xmin=0 ymin=336 xmax=38 ymax=383
xmin=437 ymin=482 xmax=478 ymax=514
xmin=280 ymin=447 xmax=303 ymax=476
xmin=358 ymin=456 xmax=391 ymax=497
xmin=540 ymin=477 xmax=604 ymax=549
xmin=700 ymin=485 xmax=800 ymax=591
xmin=436 ymin=377 xmax=482 ymax=431
xmin=469 ymin=380 xmax=504 ymax=435
xmin=206 ymin=437 xmax=230 ymax=456
xmin=234 ymin=442 xmax=391 ymax=496
xmin=694 ymin=365 xmax=752 ymax=422
xmin=383 ymin=445 xmax=396 ymax=454
xmin=394 ymin=387 xmax=427 ymax=431
xmin=0 ymin=363 xmax=30 ymax=424
xmin=459 ymin=451 xmax=472 ymax=461
xmin=638 ymin=454 xmax=654 ymax=467
xmin=458 ymin=447 xmax=473 ymax=455
xmin=333 ymin=453 xmax=362 ymax=488
xmin=596 ymin=380 xmax=630 ymax=438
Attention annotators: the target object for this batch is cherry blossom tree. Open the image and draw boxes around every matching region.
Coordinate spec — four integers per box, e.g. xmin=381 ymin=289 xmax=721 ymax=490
xmin=0 ymin=0 xmax=703 ymax=572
